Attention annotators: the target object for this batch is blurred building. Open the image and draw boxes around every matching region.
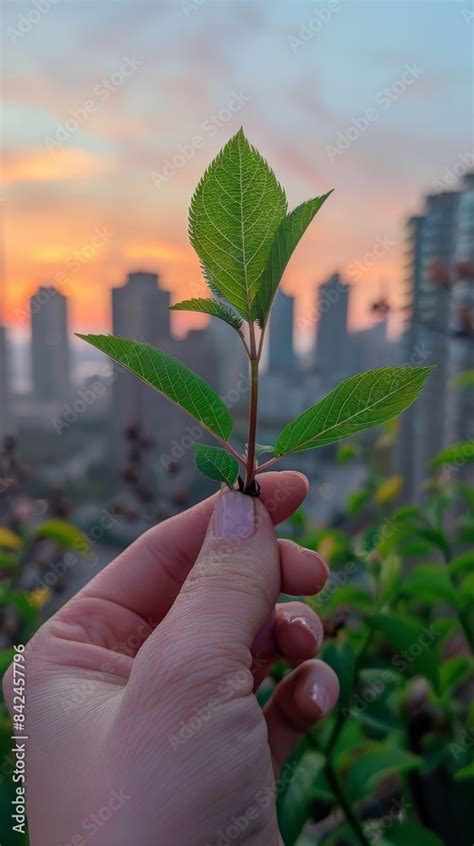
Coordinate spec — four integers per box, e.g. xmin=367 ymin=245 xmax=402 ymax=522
xmin=30 ymin=286 xmax=70 ymax=402
xmin=0 ymin=325 xmax=12 ymax=437
xmin=314 ymin=273 xmax=350 ymax=389
xmin=111 ymin=271 xmax=172 ymax=453
xmin=268 ymin=289 xmax=295 ymax=372
xmin=348 ymin=318 xmax=397 ymax=374
xmin=397 ymin=177 xmax=474 ymax=499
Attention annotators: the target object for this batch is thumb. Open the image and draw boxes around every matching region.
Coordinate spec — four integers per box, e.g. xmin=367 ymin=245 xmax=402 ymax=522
xmin=149 ymin=489 xmax=281 ymax=656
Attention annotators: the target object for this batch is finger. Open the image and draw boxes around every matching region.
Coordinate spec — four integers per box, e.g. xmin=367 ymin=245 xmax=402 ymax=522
xmin=69 ymin=471 xmax=309 ymax=627
xmin=251 ymin=602 xmax=324 ymax=690
xmin=264 ymin=660 xmax=339 ymax=777
xmin=278 ymin=539 xmax=329 ymax=597
xmin=129 ymin=489 xmax=282 ymax=701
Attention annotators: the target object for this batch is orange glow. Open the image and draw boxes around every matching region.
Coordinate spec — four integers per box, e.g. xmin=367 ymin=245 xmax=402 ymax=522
xmin=3 ymin=148 xmax=111 ymax=185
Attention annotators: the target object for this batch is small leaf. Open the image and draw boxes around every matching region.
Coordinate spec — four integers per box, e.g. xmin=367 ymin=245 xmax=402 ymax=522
xmin=194 ymin=443 xmax=239 ymax=488
xmin=78 ymin=334 xmax=233 ymax=441
xmin=34 ymin=520 xmax=89 ymax=552
xmin=255 ymin=192 xmax=332 ymax=324
xmin=379 ymin=554 xmax=402 ymax=604
xmin=374 ymin=475 xmax=403 ymax=504
xmin=440 ymin=656 xmax=473 ymax=693
xmin=449 ymin=369 xmax=474 ymax=390
xmin=431 ymin=440 xmax=474 ymax=468
xmin=455 ymin=761 xmax=474 ymax=780
xmin=320 ymin=640 xmax=355 ymax=710
xmin=450 ymin=550 xmax=474 ymax=575
xmin=371 ymin=612 xmax=439 ymax=688
xmin=346 ymin=487 xmax=371 ymax=515
xmin=0 ymin=527 xmax=22 ymax=550
xmin=274 ymin=366 xmax=434 ymax=456
xmin=400 ymin=564 xmax=457 ymax=607
xmin=168 ymin=298 xmax=243 ymax=334
xmin=189 ymin=128 xmax=287 ymax=318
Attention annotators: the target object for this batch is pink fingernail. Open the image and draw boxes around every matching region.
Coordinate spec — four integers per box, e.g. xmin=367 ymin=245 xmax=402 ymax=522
xmin=214 ymin=492 xmax=255 ymax=539
xmin=309 ymin=683 xmax=328 ymax=714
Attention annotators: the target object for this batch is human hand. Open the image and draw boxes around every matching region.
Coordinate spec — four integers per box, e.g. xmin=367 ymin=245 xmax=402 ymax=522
xmin=3 ymin=471 xmax=339 ymax=845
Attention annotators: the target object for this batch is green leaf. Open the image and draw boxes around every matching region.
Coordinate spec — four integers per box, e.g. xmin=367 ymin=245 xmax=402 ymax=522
xmin=382 ymin=821 xmax=444 ymax=846
xmin=320 ymin=640 xmax=355 ymax=710
xmin=370 ymin=612 xmax=439 ymax=688
xmin=274 ymin=366 xmax=434 ymax=456
xmin=346 ymin=487 xmax=371 ymax=515
xmin=168 ymin=298 xmax=243 ymax=334
xmin=455 ymin=761 xmax=474 ymax=780
xmin=77 ymin=334 xmax=233 ymax=441
xmin=189 ymin=128 xmax=287 ymax=319
xmin=431 ymin=440 xmax=474 ymax=468
xmin=277 ymin=751 xmax=325 ymax=845
xmin=0 ymin=647 xmax=14 ymax=674
xmin=344 ymin=745 xmax=421 ymax=803
xmin=194 ymin=443 xmax=239 ymax=488
xmin=255 ymin=192 xmax=332 ymax=324
xmin=449 ymin=369 xmax=474 ymax=390
xmin=34 ymin=520 xmax=90 ymax=552
xmin=450 ymin=550 xmax=474 ymax=575
xmin=400 ymin=564 xmax=457 ymax=607
xmin=440 ymin=656 xmax=473 ymax=693
xmin=379 ymin=554 xmax=402 ymax=604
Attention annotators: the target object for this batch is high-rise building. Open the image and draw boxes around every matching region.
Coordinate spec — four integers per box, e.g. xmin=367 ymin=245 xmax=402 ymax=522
xmin=314 ymin=273 xmax=350 ymax=388
xmin=268 ymin=290 xmax=295 ymax=372
xmin=30 ymin=286 xmax=70 ymax=402
xmin=111 ymin=270 xmax=172 ymax=453
xmin=397 ymin=180 xmax=474 ymax=499
xmin=0 ymin=325 xmax=12 ymax=437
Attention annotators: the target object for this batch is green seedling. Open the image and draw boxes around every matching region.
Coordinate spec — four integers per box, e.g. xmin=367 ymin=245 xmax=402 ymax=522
xmin=78 ymin=129 xmax=433 ymax=494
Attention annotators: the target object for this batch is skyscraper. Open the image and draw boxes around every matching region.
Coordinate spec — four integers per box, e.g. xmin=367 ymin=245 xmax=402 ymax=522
xmin=314 ymin=273 xmax=350 ymax=388
xmin=268 ymin=290 xmax=295 ymax=372
xmin=111 ymin=270 xmax=172 ymax=450
xmin=30 ymin=286 xmax=70 ymax=402
xmin=397 ymin=183 xmax=474 ymax=499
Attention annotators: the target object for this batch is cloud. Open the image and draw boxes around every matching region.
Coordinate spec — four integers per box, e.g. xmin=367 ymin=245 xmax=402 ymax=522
xmin=3 ymin=147 xmax=112 ymax=185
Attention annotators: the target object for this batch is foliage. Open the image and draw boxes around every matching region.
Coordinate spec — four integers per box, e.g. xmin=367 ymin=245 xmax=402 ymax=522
xmin=78 ymin=129 xmax=432 ymax=491
xmin=275 ymin=431 xmax=474 ymax=845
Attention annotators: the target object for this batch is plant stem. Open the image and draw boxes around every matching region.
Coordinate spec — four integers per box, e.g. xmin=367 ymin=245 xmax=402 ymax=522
xmin=325 ymin=760 xmax=371 ymax=846
xmin=244 ymin=323 xmax=259 ymax=490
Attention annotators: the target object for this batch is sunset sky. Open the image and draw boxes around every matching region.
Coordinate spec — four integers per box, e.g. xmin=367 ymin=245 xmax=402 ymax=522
xmin=2 ymin=0 xmax=472 ymax=350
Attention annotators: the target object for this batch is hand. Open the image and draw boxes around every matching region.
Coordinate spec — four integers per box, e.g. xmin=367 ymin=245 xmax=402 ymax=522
xmin=3 ymin=471 xmax=339 ymax=846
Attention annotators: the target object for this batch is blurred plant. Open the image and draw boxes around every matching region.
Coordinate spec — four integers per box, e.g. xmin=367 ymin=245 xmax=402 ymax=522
xmin=0 ymin=435 xmax=89 ymax=842
xmin=274 ymin=424 xmax=474 ymax=846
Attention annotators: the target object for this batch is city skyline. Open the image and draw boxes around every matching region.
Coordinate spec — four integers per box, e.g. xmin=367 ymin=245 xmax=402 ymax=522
xmin=2 ymin=1 xmax=471 ymax=349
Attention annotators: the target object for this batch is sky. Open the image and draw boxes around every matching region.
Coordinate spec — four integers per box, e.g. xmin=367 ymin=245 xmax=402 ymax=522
xmin=1 ymin=0 xmax=472 ymax=351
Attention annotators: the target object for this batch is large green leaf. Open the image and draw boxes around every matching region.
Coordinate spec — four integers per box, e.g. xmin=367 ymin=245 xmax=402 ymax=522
xmin=189 ymin=128 xmax=287 ymax=318
xmin=194 ymin=443 xmax=239 ymax=488
xmin=255 ymin=192 xmax=332 ymax=324
xmin=77 ymin=334 xmax=233 ymax=441
xmin=168 ymin=298 xmax=243 ymax=334
xmin=274 ymin=366 xmax=433 ymax=456
xmin=431 ymin=440 xmax=474 ymax=467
